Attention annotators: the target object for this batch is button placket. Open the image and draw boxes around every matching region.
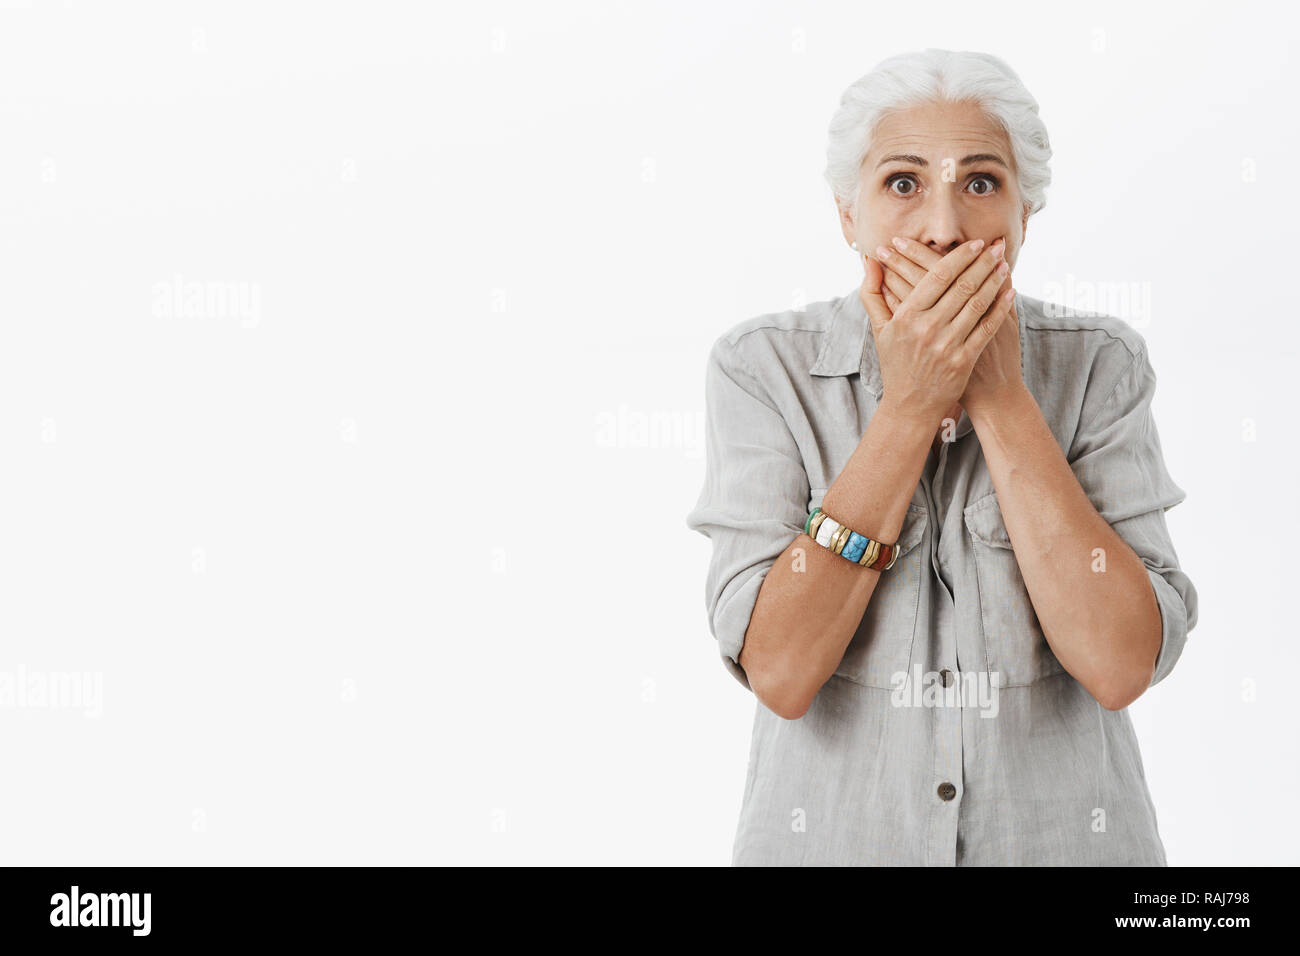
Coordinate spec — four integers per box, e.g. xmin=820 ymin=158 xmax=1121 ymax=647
xmin=921 ymin=444 xmax=963 ymax=864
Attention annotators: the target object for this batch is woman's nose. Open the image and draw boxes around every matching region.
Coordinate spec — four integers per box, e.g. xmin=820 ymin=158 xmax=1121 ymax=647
xmin=920 ymin=235 xmax=970 ymax=257
xmin=914 ymin=201 xmax=966 ymax=253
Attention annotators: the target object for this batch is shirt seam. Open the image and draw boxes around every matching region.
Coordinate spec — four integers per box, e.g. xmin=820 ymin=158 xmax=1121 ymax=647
xmin=711 ymin=340 xmax=809 ymax=497
xmin=715 ymin=339 xmax=785 ymax=417
xmin=723 ymin=324 xmax=827 ymax=357
xmin=1022 ymin=322 xmax=1145 ymax=360
xmin=1073 ymin=345 xmax=1146 ymax=439
xmin=826 ymin=669 xmax=1069 ymax=691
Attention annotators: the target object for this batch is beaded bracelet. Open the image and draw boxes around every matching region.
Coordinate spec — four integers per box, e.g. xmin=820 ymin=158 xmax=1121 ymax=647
xmin=804 ymin=507 xmax=900 ymax=571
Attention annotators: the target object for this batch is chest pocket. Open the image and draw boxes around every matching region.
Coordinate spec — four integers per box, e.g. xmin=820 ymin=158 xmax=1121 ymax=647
xmin=808 ymin=488 xmax=929 ymax=689
xmin=963 ymin=492 xmax=1065 ymax=685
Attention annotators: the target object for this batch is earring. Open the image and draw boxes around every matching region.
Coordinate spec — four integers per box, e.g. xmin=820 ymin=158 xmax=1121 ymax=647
xmin=850 ymin=240 xmax=859 ymax=251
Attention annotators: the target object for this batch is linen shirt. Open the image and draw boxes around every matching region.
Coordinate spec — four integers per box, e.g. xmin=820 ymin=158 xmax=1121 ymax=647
xmin=685 ymin=284 xmax=1199 ymax=866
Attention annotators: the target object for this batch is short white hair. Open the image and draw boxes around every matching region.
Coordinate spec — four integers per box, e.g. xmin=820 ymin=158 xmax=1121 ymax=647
xmin=824 ymin=49 xmax=1052 ymax=220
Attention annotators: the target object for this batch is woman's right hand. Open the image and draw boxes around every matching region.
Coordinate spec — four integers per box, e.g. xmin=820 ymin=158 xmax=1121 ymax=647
xmin=857 ymin=238 xmax=1012 ymax=426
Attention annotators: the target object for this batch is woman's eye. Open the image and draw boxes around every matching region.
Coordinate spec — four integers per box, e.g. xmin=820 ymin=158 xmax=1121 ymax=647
xmin=886 ymin=174 xmax=917 ymax=196
xmin=885 ymin=172 xmax=1000 ymax=197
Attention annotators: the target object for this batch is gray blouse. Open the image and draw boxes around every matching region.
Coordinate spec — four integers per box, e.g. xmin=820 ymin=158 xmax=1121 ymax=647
xmin=685 ymin=285 xmax=1198 ymax=865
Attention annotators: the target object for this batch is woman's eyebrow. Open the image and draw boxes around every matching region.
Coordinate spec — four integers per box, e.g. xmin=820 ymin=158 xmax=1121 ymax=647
xmin=875 ymin=152 xmax=1009 ymax=169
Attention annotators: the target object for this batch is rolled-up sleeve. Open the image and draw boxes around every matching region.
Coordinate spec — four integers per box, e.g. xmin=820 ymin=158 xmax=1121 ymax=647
xmin=1066 ymin=345 xmax=1199 ymax=688
xmin=685 ymin=336 xmax=810 ymax=689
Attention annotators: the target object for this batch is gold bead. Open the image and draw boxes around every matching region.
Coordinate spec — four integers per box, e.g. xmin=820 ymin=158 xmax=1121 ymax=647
xmin=831 ymin=523 xmax=850 ymax=554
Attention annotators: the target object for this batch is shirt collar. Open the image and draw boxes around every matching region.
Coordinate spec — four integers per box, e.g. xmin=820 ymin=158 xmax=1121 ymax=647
xmin=810 ymin=284 xmax=1029 ymax=442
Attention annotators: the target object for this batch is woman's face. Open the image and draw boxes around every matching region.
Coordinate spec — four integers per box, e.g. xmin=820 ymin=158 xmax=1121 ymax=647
xmin=839 ymin=99 xmax=1029 ymax=271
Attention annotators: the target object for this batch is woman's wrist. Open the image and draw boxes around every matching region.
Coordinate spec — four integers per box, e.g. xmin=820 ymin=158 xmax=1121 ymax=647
xmin=877 ymin=392 xmax=948 ymax=438
xmin=820 ymin=391 xmax=936 ymax=546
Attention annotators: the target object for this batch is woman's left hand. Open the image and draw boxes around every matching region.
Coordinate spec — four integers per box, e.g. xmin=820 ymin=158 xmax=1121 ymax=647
xmin=873 ymin=236 xmax=1025 ymax=417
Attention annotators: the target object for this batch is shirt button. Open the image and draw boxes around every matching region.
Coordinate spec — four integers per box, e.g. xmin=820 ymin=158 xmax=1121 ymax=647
xmin=940 ymin=669 xmax=954 ymax=687
xmin=937 ymin=782 xmax=957 ymax=801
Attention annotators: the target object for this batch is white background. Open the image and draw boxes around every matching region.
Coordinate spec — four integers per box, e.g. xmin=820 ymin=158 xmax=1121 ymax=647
xmin=0 ymin=0 xmax=1294 ymax=865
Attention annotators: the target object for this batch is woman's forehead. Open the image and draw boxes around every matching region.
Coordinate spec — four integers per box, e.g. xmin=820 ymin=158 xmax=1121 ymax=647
xmin=869 ymin=102 xmax=1012 ymax=156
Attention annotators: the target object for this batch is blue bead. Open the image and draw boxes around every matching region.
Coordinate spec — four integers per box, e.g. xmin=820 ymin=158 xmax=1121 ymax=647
xmin=842 ymin=531 xmax=868 ymax=562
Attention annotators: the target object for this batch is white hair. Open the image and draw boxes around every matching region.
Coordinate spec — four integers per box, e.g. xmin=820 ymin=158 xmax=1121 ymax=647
xmin=824 ymin=49 xmax=1052 ymax=221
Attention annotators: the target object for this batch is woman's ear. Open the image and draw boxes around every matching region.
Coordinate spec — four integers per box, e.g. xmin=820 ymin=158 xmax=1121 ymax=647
xmin=835 ymin=197 xmax=857 ymax=247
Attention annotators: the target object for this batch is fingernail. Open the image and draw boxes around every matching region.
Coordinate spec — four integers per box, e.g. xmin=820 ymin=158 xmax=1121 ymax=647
xmin=875 ymin=245 xmax=891 ymax=260
xmin=991 ymin=240 xmax=1005 ymax=261
xmin=970 ymin=238 xmax=985 ymax=253
xmin=891 ymin=236 xmax=907 ymax=252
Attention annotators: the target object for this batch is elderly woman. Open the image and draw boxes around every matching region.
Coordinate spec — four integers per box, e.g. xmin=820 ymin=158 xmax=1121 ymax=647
xmin=685 ymin=49 xmax=1198 ymax=866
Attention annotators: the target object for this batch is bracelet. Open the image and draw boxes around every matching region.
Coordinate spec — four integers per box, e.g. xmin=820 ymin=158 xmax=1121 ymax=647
xmin=803 ymin=507 xmax=900 ymax=571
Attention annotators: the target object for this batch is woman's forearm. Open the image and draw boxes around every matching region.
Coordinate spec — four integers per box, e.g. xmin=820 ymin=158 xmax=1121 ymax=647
xmin=966 ymin=385 xmax=1163 ymax=709
xmin=741 ymin=396 xmax=937 ymax=719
